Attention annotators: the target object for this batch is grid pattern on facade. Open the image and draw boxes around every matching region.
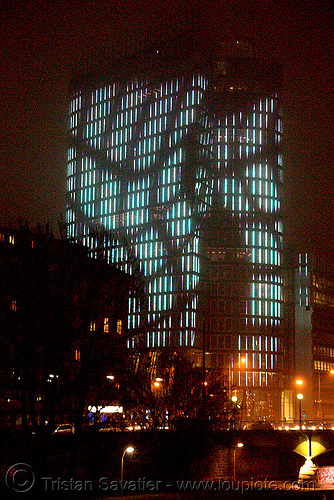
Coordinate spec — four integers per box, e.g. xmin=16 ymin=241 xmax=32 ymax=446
xmin=66 ymin=43 xmax=284 ymax=395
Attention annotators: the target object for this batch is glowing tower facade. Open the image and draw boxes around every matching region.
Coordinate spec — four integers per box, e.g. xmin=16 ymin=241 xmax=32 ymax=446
xmin=66 ymin=36 xmax=284 ymax=419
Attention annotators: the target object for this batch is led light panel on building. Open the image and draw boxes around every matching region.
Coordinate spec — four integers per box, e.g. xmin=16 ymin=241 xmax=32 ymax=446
xmin=66 ymin=35 xmax=284 ymax=419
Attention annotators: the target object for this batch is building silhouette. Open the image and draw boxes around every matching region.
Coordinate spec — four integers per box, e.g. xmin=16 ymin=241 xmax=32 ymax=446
xmin=294 ymin=252 xmax=334 ymax=423
xmin=66 ymin=33 xmax=284 ymax=421
xmin=0 ymin=224 xmax=130 ymax=431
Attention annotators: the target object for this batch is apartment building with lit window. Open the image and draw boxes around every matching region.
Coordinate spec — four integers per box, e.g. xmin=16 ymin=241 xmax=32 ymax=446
xmin=295 ymin=252 xmax=334 ymax=422
xmin=66 ymin=33 xmax=285 ymax=420
xmin=0 ymin=224 xmax=129 ymax=428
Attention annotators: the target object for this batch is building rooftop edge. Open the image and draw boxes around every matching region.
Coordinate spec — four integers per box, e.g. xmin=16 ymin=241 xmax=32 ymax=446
xmin=69 ymin=32 xmax=282 ymax=93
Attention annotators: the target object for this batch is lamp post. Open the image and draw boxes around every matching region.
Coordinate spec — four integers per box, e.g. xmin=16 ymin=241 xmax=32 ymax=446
xmin=121 ymin=446 xmax=134 ymax=495
xmin=317 ymin=371 xmax=322 ymax=419
xmin=231 ymin=395 xmax=238 ymax=429
xmin=297 ymin=393 xmax=303 ymax=430
xmin=202 ymin=322 xmax=207 ymax=420
xmin=233 ymin=442 xmax=244 ymax=481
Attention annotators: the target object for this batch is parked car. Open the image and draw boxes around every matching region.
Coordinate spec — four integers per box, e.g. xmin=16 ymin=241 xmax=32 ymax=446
xmin=53 ymin=424 xmax=74 ymax=435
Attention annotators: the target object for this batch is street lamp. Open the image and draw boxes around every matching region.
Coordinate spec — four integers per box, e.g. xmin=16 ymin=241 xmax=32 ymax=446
xmin=297 ymin=393 xmax=303 ymax=430
xmin=233 ymin=442 xmax=244 ymax=481
xmin=231 ymin=395 xmax=238 ymax=430
xmin=121 ymin=446 xmax=134 ymax=495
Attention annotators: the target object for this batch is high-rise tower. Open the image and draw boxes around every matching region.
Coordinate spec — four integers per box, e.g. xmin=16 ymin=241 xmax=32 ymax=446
xmin=66 ymin=34 xmax=284 ymax=420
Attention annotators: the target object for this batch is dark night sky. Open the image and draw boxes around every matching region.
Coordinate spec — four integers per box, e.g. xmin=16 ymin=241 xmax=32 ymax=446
xmin=0 ymin=0 xmax=333 ymax=257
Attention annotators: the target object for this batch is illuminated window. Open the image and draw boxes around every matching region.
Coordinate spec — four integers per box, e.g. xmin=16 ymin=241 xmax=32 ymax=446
xmin=89 ymin=321 xmax=96 ymax=332
xmin=11 ymin=300 xmax=17 ymax=312
xmin=104 ymin=317 xmax=109 ymax=333
xmin=116 ymin=319 xmax=122 ymax=335
xmin=75 ymin=349 xmax=81 ymax=361
xmin=9 ymin=235 xmax=15 ymax=245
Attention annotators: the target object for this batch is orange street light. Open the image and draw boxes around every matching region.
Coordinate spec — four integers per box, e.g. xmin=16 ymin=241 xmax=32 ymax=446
xmin=121 ymin=447 xmax=134 ymax=495
xmin=233 ymin=442 xmax=244 ymax=481
xmin=297 ymin=393 xmax=304 ymax=430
